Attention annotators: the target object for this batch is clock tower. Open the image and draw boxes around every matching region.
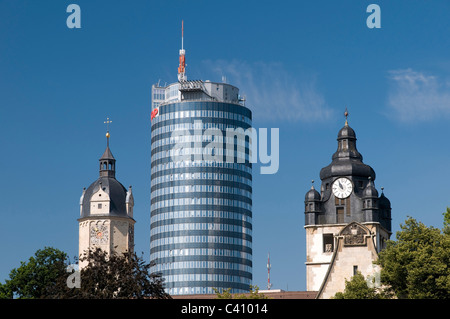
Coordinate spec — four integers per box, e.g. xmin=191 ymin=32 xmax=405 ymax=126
xmin=304 ymin=110 xmax=392 ymax=298
xmin=78 ymin=128 xmax=135 ymax=268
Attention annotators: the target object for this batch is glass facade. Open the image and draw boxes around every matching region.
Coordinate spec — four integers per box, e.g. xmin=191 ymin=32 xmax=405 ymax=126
xmin=150 ymin=99 xmax=253 ymax=295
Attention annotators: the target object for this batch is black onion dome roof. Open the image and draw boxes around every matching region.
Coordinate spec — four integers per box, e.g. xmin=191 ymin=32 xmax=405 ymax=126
xmin=320 ymin=122 xmax=376 ymax=181
xmin=337 ymin=125 xmax=356 ymax=140
xmin=379 ymin=191 xmax=391 ymax=208
xmin=80 ymin=176 xmax=130 ymax=219
xmin=333 ymin=123 xmax=361 ymax=161
xmin=305 ymin=186 xmax=321 ymax=201
xmin=320 ymin=159 xmax=376 ymax=180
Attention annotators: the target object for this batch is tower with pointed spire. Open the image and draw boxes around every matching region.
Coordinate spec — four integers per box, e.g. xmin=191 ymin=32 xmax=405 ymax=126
xmin=78 ymin=121 xmax=135 ymax=267
xmin=304 ymin=109 xmax=392 ymax=298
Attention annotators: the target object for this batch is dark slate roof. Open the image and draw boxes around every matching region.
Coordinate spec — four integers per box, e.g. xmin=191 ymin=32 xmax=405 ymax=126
xmin=337 ymin=125 xmax=356 ymax=140
xmin=362 ymin=179 xmax=379 ymax=198
xmin=378 ymin=192 xmax=391 ymax=208
xmin=100 ymin=146 xmax=115 ymax=160
xmin=320 ymin=158 xmax=376 ymax=181
xmin=80 ymin=176 xmax=130 ymax=219
xmin=320 ymin=123 xmax=375 ymax=181
xmin=305 ymin=186 xmax=321 ymax=201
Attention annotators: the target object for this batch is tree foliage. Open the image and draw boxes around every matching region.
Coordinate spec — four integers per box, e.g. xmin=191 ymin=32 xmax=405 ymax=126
xmin=214 ymin=285 xmax=268 ymax=299
xmin=376 ymin=216 xmax=450 ymax=299
xmin=332 ymin=272 xmax=388 ymax=299
xmin=333 ymin=213 xmax=450 ymax=299
xmin=443 ymin=207 xmax=450 ymax=236
xmin=47 ymin=247 xmax=170 ymax=299
xmin=1 ymin=247 xmax=170 ymax=299
xmin=213 ymin=287 xmax=233 ymax=299
xmin=0 ymin=247 xmax=68 ymax=299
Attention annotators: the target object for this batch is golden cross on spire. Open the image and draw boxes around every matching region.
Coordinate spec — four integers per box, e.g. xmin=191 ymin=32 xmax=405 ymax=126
xmin=104 ymin=117 xmax=112 ymax=132
xmin=344 ymin=108 xmax=349 ymax=126
xmin=104 ymin=117 xmax=112 ymax=146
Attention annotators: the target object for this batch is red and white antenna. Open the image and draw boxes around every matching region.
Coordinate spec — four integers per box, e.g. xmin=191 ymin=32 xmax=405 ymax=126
xmin=267 ymin=252 xmax=272 ymax=290
xmin=177 ymin=20 xmax=186 ymax=81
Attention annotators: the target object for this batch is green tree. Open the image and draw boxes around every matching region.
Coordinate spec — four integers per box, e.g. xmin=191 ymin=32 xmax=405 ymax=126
xmin=0 ymin=247 xmax=68 ymax=299
xmin=234 ymin=285 xmax=269 ymax=299
xmin=213 ymin=287 xmax=233 ymax=299
xmin=47 ymin=247 xmax=170 ymax=299
xmin=0 ymin=282 xmax=12 ymax=299
xmin=214 ymin=285 xmax=268 ymax=299
xmin=443 ymin=207 xmax=450 ymax=235
xmin=376 ymin=217 xmax=450 ymax=299
xmin=333 ymin=272 xmax=387 ymax=299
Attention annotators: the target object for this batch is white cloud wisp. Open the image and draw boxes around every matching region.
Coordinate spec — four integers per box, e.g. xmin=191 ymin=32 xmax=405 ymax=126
xmin=387 ymin=68 xmax=450 ymax=123
xmin=201 ymin=60 xmax=333 ymax=123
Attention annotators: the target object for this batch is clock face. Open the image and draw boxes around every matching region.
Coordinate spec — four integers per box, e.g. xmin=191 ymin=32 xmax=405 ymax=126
xmin=90 ymin=224 xmax=109 ymax=245
xmin=332 ymin=178 xmax=353 ymax=199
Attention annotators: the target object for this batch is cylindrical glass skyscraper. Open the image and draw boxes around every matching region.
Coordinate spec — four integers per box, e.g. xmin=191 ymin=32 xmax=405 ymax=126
xmin=150 ymin=80 xmax=253 ymax=295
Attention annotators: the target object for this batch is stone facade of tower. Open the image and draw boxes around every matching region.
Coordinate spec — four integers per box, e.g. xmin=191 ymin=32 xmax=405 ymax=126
xmin=304 ymin=116 xmax=392 ymax=298
xmin=78 ymin=135 xmax=135 ymax=267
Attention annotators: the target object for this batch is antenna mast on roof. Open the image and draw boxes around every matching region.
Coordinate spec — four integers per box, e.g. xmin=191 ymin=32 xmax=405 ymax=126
xmin=267 ymin=252 xmax=272 ymax=290
xmin=178 ymin=20 xmax=186 ymax=81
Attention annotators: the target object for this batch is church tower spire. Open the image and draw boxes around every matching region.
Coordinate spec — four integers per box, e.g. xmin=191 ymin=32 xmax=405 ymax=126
xmin=99 ymin=117 xmax=115 ymax=178
xmin=78 ymin=118 xmax=135 ymax=268
xmin=344 ymin=107 xmax=349 ymax=126
xmin=331 ymin=108 xmax=363 ymax=162
xmin=304 ymin=110 xmax=392 ymax=298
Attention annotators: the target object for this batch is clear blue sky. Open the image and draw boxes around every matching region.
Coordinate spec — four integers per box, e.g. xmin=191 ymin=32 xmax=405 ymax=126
xmin=1 ymin=0 xmax=450 ymax=292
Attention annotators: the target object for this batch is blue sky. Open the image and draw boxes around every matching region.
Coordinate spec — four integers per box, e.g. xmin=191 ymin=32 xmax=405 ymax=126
xmin=1 ymin=0 xmax=450 ymax=292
